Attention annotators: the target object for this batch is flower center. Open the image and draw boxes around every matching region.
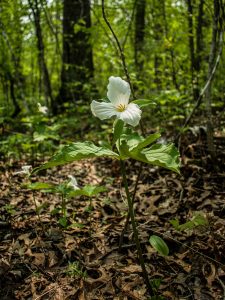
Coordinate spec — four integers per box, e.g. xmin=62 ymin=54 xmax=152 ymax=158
xmin=116 ymin=104 xmax=126 ymax=112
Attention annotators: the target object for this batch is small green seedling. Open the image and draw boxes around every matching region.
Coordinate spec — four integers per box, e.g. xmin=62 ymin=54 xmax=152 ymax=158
xmin=170 ymin=213 xmax=208 ymax=232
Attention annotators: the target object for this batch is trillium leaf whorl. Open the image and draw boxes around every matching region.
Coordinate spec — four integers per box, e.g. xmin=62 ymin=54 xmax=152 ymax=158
xmin=91 ymin=76 xmax=142 ymax=127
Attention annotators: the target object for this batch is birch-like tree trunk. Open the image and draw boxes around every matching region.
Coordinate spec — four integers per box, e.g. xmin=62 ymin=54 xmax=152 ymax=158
xmin=205 ymin=0 xmax=220 ymax=160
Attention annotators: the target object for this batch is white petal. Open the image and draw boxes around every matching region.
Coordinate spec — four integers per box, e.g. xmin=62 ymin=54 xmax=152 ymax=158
xmin=68 ymin=175 xmax=79 ymax=190
xmin=118 ymin=103 xmax=142 ymax=127
xmin=91 ymin=100 xmax=117 ymax=120
xmin=38 ymin=103 xmax=48 ymax=114
xmin=107 ymin=76 xmax=130 ymax=106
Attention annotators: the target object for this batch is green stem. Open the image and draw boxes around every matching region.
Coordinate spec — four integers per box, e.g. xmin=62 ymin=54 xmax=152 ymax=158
xmin=120 ymin=160 xmax=153 ymax=296
xmin=119 ymin=163 xmax=143 ymax=250
xmin=32 ymin=192 xmax=45 ymax=236
xmin=61 ymin=193 xmax=66 ymax=217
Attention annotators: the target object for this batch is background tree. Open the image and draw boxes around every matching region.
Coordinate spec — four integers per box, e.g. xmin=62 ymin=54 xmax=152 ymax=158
xmin=134 ymin=0 xmax=146 ymax=77
xmin=55 ymin=0 xmax=94 ymax=112
xmin=28 ymin=0 xmax=54 ymax=111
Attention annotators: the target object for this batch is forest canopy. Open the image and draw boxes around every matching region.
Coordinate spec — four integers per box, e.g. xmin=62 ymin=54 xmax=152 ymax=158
xmin=0 ymin=0 xmax=224 ymax=121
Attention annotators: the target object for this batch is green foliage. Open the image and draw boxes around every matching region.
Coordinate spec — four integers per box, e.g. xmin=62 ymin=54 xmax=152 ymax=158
xmin=132 ymin=99 xmax=157 ymax=108
xmin=149 ymin=277 xmax=165 ymax=299
xmin=26 ymin=182 xmax=106 ymax=198
xmin=32 ymin=142 xmax=119 ymax=173
xmin=65 ymin=261 xmax=87 ymax=278
xmin=68 ymin=185 xmax=106 ymax=198
xmin=118 ymin=131 xmax=180 ymax=173
xmin=25 ymin=182 xmax=55 ymax=190
xmin=149 ymin=235 xmax=169 ymax=256
xmin=58 ymin=216 xmax=68 ymax=228
xmin=2 ymin=204 xmax=16 ymax=215
xmin=170 ymin=213 xmax=208 ymax=232
xmin=130 ymin=133 xmax=161 ymax=151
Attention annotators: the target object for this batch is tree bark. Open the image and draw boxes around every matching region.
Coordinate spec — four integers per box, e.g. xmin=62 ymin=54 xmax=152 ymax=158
xmin=56 ymin=0 xmax=94 ymax=111
xmin=29 ymin=0 xmax=54 ymax=111
xmin=134 ymin=0 xmax=146 ymax=75
xmin=0 ymin=19 xmax=22 ymax=117
xmin=195 ymin=0 xmax=204 ymax=73
xmin=162 ymin=0 xmax=179 ymax=90
xmin=152 ymin=0 xmax=163 ymax=90
xmin=205 ymin=0 xmax=220 ymax=160
xmin=9 ymin=75 xmax=20 ymax=117
xmin=186 ymin=0 xmax=199 ymax=101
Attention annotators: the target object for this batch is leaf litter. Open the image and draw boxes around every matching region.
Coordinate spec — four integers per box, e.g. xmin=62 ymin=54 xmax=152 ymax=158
xmin=1 ymin=131 xmax=225 ymax=299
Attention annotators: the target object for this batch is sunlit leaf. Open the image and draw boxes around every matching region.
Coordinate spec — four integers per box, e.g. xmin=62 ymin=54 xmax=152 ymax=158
xmin=140 ymin=143 xmax=180 ymax=173
xmin=132 ymin=99 xmax=157 ymax=108
xmin=131 ymin=133 xmax=161 ymax=151
xmin=32 ymin=141 xmax=119 ymax=173
xmin=25 ymin=182 xmax=55 ymax=190
xmin=69 ymin=185 xmax=106 ymax=197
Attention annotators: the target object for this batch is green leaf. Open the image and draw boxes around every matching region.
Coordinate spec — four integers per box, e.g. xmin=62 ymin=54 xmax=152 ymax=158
xmin=119 ymin=142 xmax=180 ymax=173
xmin=170 ymin=214 xmax=208 ymax=232
xmin=69 ymin=185 xmax=106 ymax=198
xmin=131 ymin=133 xmax=161 ymax=152
xmin=33 ymin=132 xmax=59 ymax=142
xmin=192 ymin=214 xmax=208 ymax=226
xmin=137 ymin=143 xmax=180 ymax=173
xmin=58 ymin=217 xmax=68 ymax=228
xmin=82 ymin=185 xmax=106 ymax=197
xmin=117 ymin=132 xmax=180 ymax=173
xmin=25 ymin=182 xmax=55 ymax=190
xmin=132 ymin=99 xmax=157 ymax=108
xmin=169 ymin=219 xmax=180 ymax=230
xmin=112 ymin=119 xmax=124 ymax=144
xmin=117 ymin=132 xmax=142 ymax=153
xmin=149 ymin=235 xmax=169 ymax=256
xmin=32 ymin=141 xmax=119 ymax=173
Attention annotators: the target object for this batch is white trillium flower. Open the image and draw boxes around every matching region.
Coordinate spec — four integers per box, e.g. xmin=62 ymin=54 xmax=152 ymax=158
xmin=91 ymin=76 xmax=142 ymax=127
xmin=67 ymin=175 xmax=79 ymax=190
xmin=37 ymin=103 xmax=48 ymax=115
xmin=15 ymin=165 xmax=32 ymax=175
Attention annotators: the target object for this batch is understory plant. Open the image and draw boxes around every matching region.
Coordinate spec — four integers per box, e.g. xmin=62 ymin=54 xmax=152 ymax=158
xmin=32 ymin=76 xmax=180 ymax=297
xmin=25 ymin=175 xmax=106 ymax=228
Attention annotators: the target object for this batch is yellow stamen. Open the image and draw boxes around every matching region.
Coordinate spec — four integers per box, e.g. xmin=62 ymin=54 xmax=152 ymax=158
xmin=116 ymin=104 xmax=126 ymax=112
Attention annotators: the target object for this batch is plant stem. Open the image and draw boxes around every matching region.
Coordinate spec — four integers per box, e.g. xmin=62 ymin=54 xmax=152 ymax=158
xmin=32 ymin=192 xmax=46 ymax=236
xmin=120 ymin=160 xmax=153 ymax=295
xmin=61 ymin=193 xmax=66 ymax=217
xmin=119 ymin=163 xmax=143 ymax=250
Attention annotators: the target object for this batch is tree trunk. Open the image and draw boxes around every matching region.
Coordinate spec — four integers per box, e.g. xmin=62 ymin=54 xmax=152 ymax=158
xmin=9 ymin=75 xmax=20 ymax=117
xmin=152 ymin=0 xmax=163 ymax=90
xmin=162 ymin=0 xmax=179 ymax=90
xmin=134 ymin=0 xmax=146 ymax=75
xmin=29 ymin=0 xmax=54 ymax=111
xmin=56 ymin=0 xmax=94 ymax=111
xmin=195 ymin=0 xmax=204 ymax=73
xmin=186 ymin=0 xmax=198 ymax=101
xmin=0 ymin=19 xmax=22 ymax=117
xmin=205 ymin=0 xmax=220 ymax=160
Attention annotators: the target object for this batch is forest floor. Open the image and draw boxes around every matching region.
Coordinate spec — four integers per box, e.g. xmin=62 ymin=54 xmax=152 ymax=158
xmin=1 ymin=129 xmax=225 ymax=300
